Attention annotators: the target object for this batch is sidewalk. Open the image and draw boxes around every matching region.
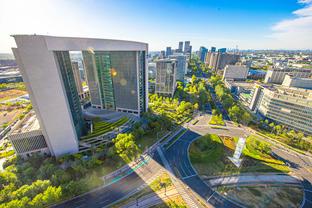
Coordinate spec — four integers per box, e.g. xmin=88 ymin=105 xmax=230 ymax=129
xmin=121 ymin=188 xmax=179 ymax=208
xmin=208 ymin=174 xmax=302 ymax=187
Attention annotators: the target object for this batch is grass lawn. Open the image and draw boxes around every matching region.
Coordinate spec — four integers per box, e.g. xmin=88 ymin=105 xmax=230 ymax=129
xmin=217 ymin=185 xmax=303 ymax=208
xmin=209 ymin=114 xmax=225 ymax=126
xmin=81 ymin=117 xmax=129 ymax=140
xmin=136 ymin=129 xmax=170 ymax=152
xmin=189 ymin=134 xmax=290 ymax=176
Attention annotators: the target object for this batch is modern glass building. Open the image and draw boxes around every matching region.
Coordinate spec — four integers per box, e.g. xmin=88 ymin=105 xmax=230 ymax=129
xmin=82 ymin=50 xmax=146 ymax=115
xmin=12 ymin=35 xmax=148 ymax=157
xmin=155 ymin=59 xmax=176 ymax=96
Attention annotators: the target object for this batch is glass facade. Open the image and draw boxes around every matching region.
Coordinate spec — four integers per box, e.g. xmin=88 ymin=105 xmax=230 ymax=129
xmin=94 ymin=52 xmax=115 ymax=109
xmin=54 ymin=51 xmax=84 ymax=138
xmin=83 ymin=51 xmax=145 ymax=114
xmin=138 ymin=51 xmax=146 ymax=113
xmin=82 ymin=51 xmax=101 ymax=106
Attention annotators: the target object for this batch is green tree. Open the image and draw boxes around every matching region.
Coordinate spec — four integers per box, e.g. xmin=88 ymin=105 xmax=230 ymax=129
xmin=241 ymin=112 xmax=252 ymax=125
xmin=228 ymin=105 xmax=241 ymax=122
xmin=113 ymin=133 xmax=140 ymax=163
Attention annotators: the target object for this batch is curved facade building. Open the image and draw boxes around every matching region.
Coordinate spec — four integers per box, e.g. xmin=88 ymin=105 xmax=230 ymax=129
xmin=12 ymin=35 xmax=148 ymax=157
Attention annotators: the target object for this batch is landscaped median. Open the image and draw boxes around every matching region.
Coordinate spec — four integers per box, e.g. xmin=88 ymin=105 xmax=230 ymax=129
xmin=81 ymin=117 xmax=129 ymax=140
xmin=208 ymin=114 xmax=225 ymax=126
xmin=189 ymin=134 xmax=290 ymax=177
xmin=111 ymin=172 xmax=187 ymax=208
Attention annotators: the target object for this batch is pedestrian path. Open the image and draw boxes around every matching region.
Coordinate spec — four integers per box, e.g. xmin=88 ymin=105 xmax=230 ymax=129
xmin=208 ymin=174 xmax=301 ymax=187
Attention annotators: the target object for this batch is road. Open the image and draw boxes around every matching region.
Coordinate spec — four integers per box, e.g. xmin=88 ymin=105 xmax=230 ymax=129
xmin=161 ymin=130 xmax=242 ymax=208
xmin=206 ymin=84 xmax=230 ymax=121
xmin=52 ymin=154 xmax=165 ymax=208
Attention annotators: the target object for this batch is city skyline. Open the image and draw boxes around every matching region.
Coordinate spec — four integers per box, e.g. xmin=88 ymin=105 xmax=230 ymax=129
xmin=1 ymin=0 xmax=312 ymax=53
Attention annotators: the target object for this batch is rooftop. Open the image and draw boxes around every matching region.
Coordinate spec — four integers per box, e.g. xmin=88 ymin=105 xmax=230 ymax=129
xmin=12 ymin=112 xmax=40 ymax=134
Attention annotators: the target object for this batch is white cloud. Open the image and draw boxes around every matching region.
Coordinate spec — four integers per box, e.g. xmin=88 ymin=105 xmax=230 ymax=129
xmin=268 ymin=1 xmax=312 ymax=49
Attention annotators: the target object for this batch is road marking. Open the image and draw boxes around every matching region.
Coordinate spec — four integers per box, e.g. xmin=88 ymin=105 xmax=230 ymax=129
xmin=182 ymin=174 xmax=197 ymax=180
xmin=207 ymin=192 xmax=215 ymax=202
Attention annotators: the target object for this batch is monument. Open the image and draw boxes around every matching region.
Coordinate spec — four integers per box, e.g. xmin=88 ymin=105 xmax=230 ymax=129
xmin=228 ymin=137 xmax=246 ymax=167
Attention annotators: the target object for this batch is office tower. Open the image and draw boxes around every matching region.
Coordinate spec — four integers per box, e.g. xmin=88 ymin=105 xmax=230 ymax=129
xmin=211 ymin=47 xmax=216 ymax=52
xmin=184 ymin=41 xmax=191 ymax=54
xmin=166 ymin=47 xmax=172 ymax=57
xmin=218 ymin=48 xmax=227 ymax=53
xmin=249 ymin=84 xmax=312 ymax=135
xmin=264 ymin=68 xmax=311 ymax=84
xmin=223 ymin=65 xmax=248 ymax=81
xmin=199 ymin=47 xmax=208 ymax=62
xmin=148 ymin=62 xmax=156 ymax=79
xmin=169 ymin=54 xmax=186 ymax=82
xmin=72 ymin=61 xmax=83 ymax=96
xmin=208 ymin=52 xmax=240 ymax=71
xmin=178 ymin=41 xmax=183 ymax=53
xmin=12 ymin=35 xmax=148 ymax=157
xmin=155 ymin=59 xmax=176 ymax=96
xmin=160 ymin=50 xmax=166 ymax=58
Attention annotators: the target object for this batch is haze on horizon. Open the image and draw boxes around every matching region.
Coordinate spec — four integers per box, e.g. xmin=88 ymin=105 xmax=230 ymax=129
xmin=1 ymin=0 xmax=312 ymax=53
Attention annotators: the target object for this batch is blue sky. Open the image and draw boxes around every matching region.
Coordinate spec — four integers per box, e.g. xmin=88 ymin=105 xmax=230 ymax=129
xmin=1 ymin=0 xmax=312 ymax=52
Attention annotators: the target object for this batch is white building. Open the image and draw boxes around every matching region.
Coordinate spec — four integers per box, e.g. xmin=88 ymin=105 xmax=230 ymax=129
xmin=222 ymin=65 xmax=249 ymax=81
xmin=249 ymin=84 xmax=312 ymax=135
xmin=282 ymin=74 xmax=312 ymax=89
xmin=12 ymin=35 xmax=148 ymax=157
xmin=264 ymin=67 xmax=311 ymax=84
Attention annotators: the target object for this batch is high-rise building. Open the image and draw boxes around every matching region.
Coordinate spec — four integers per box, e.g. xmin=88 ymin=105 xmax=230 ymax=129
xmin=249 ymin=84 xmax=312 ymax=135
xmin=12 ymin=35 xmax=148 ymax=157
xmin=206 ymin=52 xmax=240 ymax=71
xmin=160 ymin=50 xmax=166 ymax=58
xmin=178 ymin=41 xmax=183 ymax=53
xmin=211 ymin=47 xmax=216 ymax=52
xmin=184 ymin=41 xmax=191 ymax=54
xmin=199 ymin=47 xmax=208 ymax=62
xmin=264 ymin=68 xmax=311 ymax=84
xmin=166 ymin=47 xmax=172 ymax=57
xmin=155 ymin=59 xmax=176 ymax=96
xmin=169 ymin=54 xmax=186 ymax=82
xmin=148 ymin=62 xmax=156 ymax=79
xmin=72 ymin=61 xmax=83 ymax=96
xmin=218 ymin=48 xmax=227 ymax=53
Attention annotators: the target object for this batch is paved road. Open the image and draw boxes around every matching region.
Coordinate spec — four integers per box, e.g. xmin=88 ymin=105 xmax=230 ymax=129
xmin=206 ymin=84 xmax=230 ymax=121
xmin=161 ymin=130 xmax=242 ymax=208
xmin=52 ymin=154 xmax=165 ymax=208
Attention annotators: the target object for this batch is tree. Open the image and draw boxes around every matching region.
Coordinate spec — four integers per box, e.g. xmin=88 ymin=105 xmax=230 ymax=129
xmin=274 ymin=125 xmax=282 ymax=135
xmin=113 ymin=133 xmax=140 ymax=163
xmin=241 ymin=112 xmax=252 ymax=125
xmin=228 ymin=105 xmax=241 ymax=122
xmin=191 ymin=74 xmax=197 ymax=84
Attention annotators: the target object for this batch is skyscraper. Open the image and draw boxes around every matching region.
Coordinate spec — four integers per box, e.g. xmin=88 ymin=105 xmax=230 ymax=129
xmin=184 ymin=41 xmax=191 ymax=54
xmin=199 ymin=47 xmax=208 ymax=62
xmin=178 ymin=41 xmax=183 ymax=53
xmin=12 ymin=35 xmax=148 ymax=157
xmin=169 ymin=54 xmax=186 ymax=82
xmin=72 ymin=61 xmax=83 ymax=96
xmin=218 ymin=48 xmax=227 ymax=53
xmin=155 ymin=59 xmax=176 ymax=96
xmin=166 ymin=47 xmax=172 ymax=57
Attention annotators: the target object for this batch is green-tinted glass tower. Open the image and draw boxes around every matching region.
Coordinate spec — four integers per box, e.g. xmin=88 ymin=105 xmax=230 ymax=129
xmin=54 ymin=51 xmax=84 ymax=138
